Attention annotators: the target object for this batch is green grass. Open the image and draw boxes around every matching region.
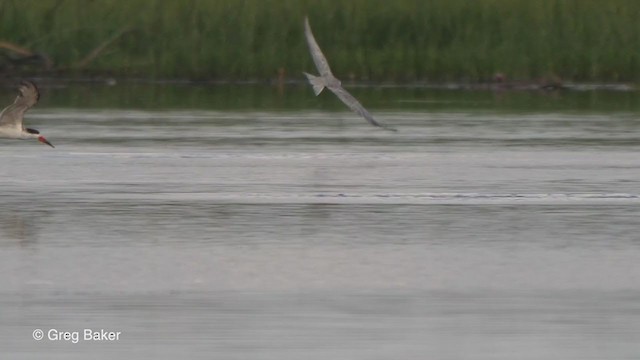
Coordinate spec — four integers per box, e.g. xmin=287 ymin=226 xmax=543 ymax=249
xmin=1 ymin=0 xmax=639 ymax=82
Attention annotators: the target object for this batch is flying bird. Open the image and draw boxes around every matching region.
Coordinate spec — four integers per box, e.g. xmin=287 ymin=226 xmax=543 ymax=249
xmin=0 ymin=81 xmax=54 ymax=148
xmin=303 ymin=17 xmax=396 ymax=131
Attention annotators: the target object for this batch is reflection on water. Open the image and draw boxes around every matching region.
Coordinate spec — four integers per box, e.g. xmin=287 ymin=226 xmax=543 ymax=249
xmin=1 ymin=85 xmax=639 ymax=359
xmin=0 ymin=212 xmax=38 ymax=245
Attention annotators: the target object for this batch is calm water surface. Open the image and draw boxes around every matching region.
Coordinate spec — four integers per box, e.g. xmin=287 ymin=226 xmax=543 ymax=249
xmin=1 ymin=84 xmax=639 ymax=359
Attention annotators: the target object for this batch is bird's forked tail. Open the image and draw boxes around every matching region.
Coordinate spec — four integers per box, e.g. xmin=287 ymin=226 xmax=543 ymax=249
xmin=303 ymin=72 xmax=325 ymax=96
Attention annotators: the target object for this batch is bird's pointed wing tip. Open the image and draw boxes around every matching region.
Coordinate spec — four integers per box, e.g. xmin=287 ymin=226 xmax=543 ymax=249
xmin=372 ymin=121 xmax=398 ymax=132
xmin=363 ymin=114 xmax=398 ymax=132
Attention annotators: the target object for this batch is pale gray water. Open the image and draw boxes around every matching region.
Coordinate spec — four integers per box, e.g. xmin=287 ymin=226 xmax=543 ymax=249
xmin=1 ymin=102 xmax=640 ymax=359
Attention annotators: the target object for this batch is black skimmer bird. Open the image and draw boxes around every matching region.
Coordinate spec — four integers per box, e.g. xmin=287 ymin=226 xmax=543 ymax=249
xmin=0 ymin=81 xmax=54 ymax=148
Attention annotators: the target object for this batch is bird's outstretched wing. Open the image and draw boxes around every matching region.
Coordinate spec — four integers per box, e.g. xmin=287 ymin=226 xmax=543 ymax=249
xmin=328 ymin=85 xmax=397 ymax=132
xmin=304 ymin=17 xmax=333 ymax=77
xmin=0 ymin=81 xmax=40 ymax=129
xmin=304 ymin=16 xmax=396 ymax=131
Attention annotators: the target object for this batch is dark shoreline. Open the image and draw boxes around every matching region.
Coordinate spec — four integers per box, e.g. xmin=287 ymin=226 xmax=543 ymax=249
xmin=0 ymin=76 xmax=636 ymax=93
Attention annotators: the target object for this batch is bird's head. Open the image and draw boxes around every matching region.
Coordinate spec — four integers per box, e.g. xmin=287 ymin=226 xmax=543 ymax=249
xmin=328 ymin=77 xmax=341 ymax=88
xmin=26 ymin=128 xmax=54 ymax=148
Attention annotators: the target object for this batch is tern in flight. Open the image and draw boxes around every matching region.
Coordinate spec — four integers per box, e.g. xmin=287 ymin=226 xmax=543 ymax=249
xmin=0 ymin=81 xmax=54 ymax=148
xmin=303 ymin=17 xmax=396 ymax=131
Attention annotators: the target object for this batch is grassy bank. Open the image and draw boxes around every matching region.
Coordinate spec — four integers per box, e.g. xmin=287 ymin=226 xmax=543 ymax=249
xmin=1 ymin=0 xmax=639 ymax=82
